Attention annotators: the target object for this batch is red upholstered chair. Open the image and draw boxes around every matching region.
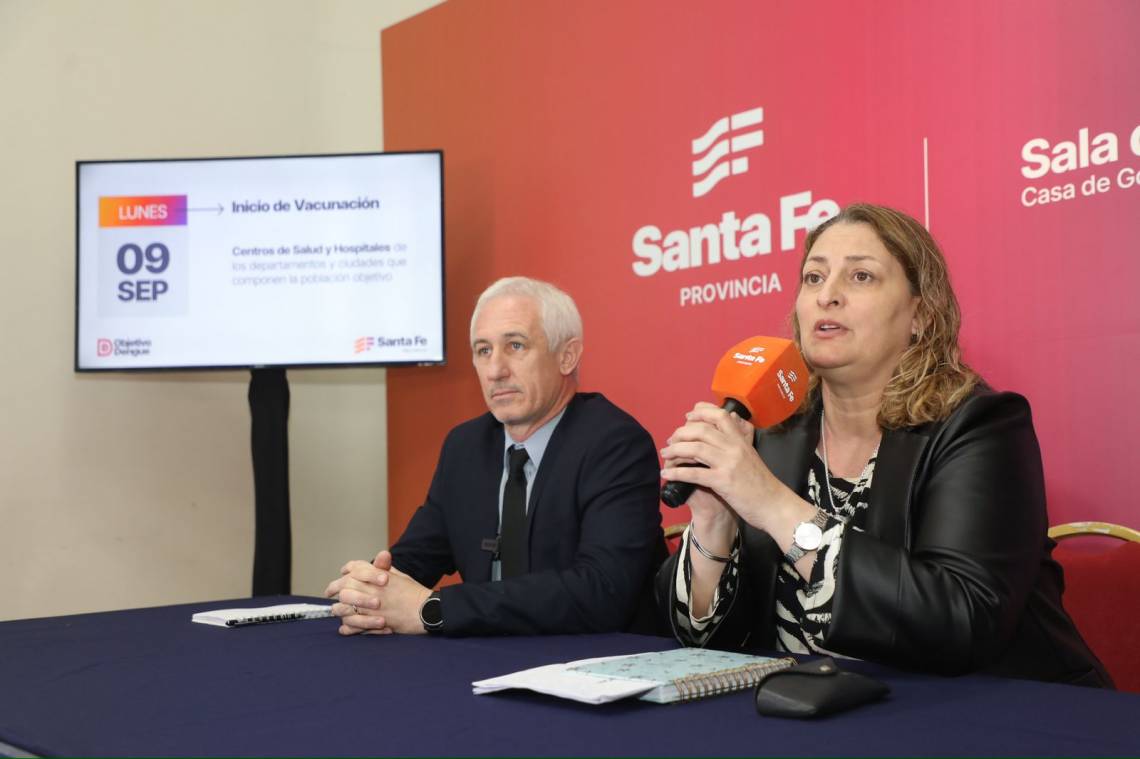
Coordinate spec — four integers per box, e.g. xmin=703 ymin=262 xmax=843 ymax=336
xmin=1049 ymin=522 xmax=1140 ymax=692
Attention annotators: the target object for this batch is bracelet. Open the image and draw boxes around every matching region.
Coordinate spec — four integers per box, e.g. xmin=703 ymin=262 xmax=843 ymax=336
xmin=688 ymin=525 xmax=739 ymax=563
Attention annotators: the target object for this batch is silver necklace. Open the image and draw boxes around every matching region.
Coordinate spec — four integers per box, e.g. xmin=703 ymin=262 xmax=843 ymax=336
xmin=819 ymin=411 xmax=838 ymax=515
xmin=819 ymin=410 xmax=879 ymax=515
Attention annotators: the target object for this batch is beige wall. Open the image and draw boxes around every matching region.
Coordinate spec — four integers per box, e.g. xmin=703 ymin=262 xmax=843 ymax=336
xmin=0 ymin=0 xmax=442 ymax=620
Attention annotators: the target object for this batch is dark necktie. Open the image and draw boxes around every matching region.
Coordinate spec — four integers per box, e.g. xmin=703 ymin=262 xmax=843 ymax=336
xmin=499 ymin=446 xmax=530 ymax=579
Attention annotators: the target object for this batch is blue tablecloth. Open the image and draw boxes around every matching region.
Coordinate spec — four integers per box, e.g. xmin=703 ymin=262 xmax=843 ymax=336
xmin=0 ymin=596 xmax=1137 ymax=756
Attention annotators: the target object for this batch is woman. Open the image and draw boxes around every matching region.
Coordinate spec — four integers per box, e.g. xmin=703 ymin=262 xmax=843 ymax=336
xmin=656 ymin=203 xmax=1110 ymax=686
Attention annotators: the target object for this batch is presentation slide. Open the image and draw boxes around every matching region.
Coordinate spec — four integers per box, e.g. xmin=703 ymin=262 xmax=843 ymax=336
xmin=75 ymin=152 xmax=444 ymax=370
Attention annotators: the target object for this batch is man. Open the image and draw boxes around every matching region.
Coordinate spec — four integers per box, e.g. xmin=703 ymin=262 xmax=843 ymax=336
xmin=325 ymin=277 xmax=664 ymax=635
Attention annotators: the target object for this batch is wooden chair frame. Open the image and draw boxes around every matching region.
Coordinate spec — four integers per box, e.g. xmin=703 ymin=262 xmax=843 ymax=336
xmin=1048 ymin=521 xmax=1140 ymax=543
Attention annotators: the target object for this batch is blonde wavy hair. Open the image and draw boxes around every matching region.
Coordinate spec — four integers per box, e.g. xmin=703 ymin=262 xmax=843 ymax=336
xmin=791 ymin=203 xmax=979 ymax=428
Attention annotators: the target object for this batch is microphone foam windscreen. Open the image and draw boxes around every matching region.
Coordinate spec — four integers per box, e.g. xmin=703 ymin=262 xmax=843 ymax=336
xmin=710 ymin=336 xmax=808 ymax=428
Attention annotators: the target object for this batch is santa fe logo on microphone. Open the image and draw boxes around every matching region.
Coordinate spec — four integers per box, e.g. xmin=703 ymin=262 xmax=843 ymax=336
xmin=691 ymin=107 xmax=764 ymax=198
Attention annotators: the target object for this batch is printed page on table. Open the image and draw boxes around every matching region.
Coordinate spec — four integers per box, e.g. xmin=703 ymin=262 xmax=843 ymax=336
xmin=472 ymin=655 xmax=660 ymax=705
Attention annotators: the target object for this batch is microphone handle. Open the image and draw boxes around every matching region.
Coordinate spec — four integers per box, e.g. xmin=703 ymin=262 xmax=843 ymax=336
xmin=660 ymin=398 xmax=752 ymax=508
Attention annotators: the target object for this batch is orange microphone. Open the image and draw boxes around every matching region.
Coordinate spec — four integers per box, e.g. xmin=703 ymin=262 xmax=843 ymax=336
xmin=661 ymin=336 xmax=809 ymax=508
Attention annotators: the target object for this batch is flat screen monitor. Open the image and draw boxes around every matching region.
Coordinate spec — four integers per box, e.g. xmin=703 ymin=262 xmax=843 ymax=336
xmin=75 ymin=151 xmax=444 ymax=371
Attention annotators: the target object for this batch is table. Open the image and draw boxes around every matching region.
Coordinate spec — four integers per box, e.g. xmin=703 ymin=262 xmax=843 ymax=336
xmin=1 ymin=596 xmax=1137 ymax=756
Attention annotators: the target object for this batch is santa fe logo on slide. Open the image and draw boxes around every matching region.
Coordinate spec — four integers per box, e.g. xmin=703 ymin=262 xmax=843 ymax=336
xmin=691 ymin=107 xmax=764 ymax=198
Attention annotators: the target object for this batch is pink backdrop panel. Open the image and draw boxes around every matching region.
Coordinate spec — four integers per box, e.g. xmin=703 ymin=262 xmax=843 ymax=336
xmin=383 ymin=0 xmax=1140 ymax=537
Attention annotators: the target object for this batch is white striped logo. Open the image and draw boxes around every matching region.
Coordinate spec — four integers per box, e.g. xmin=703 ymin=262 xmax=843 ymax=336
xmin=691 ymin=107 xmax=764 ymax=198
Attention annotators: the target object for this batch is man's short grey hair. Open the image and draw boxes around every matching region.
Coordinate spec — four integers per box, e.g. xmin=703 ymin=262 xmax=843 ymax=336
xmin=469 ymin=276 xmax=583 ymax=351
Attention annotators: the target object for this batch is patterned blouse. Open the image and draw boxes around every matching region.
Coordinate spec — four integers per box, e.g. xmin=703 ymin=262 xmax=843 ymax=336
xmin=671 ymin=450 xmax=877 ymax=655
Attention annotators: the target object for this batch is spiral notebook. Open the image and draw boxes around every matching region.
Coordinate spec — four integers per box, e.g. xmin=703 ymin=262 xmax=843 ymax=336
xmin=472 ymin=648 xmax=795 ymax=704
xmin=191 ymin=603 xmax=333 ymax=627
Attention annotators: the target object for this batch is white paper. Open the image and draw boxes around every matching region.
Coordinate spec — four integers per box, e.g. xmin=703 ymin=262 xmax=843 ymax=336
xmin=191 ymin=603 xmax=333 ymax=627
xmin=472 ymin=655 xmax=661 ymax=705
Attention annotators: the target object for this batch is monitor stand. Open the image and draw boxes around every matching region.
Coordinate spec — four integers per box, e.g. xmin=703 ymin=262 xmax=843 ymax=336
xmin=249 ymin=368 xmax=291 ymax=595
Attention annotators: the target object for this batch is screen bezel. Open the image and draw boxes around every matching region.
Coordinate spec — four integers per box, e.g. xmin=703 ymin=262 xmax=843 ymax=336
xmin=74 ymin=150 xmax=446 ymax=373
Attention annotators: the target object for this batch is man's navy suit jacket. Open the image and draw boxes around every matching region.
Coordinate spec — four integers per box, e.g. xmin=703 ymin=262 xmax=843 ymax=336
xmin=390 ymin=392 xmax=664 ymax=635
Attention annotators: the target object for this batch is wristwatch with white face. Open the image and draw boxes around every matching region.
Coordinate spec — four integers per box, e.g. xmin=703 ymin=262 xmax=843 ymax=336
xmin=783 ymin=509 xmax=829 ymax=564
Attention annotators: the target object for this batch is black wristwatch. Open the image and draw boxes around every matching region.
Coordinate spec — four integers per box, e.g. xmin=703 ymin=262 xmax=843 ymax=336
xmin=419 ymin=591 xmax=443 ymax=633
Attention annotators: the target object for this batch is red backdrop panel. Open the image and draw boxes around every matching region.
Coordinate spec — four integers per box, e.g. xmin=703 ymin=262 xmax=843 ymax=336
xmin=383 ymin=0 xmax=1140 ymax=541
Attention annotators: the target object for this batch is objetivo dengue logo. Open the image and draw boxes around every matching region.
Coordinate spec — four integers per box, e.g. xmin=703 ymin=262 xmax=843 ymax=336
xmin=353 ymin=336 xmax=375 ymax=354
xmin=691 ymin=106 xmax=764 ymax=198
xmin=96 ymin=338 xmax=113 ymax=357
